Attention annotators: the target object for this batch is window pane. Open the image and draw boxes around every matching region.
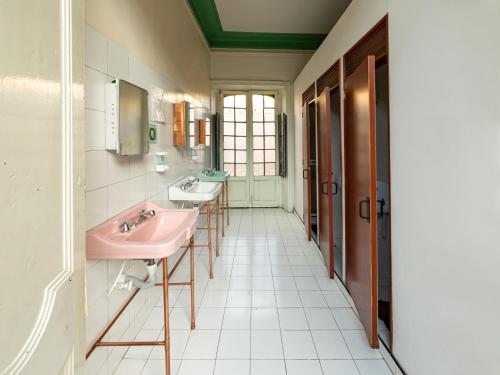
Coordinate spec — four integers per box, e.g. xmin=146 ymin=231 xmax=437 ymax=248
xmin=224 ymin=136 xmax=234 ymax=149
xmin=224 ymin=150 xmax=234 ymax=163
xmin=236 ymin=150 xmax=246 ymax=163
xmin=265 ymin=136 xmax=275 ymax=149
xmin=254 ymin=150 xmax=264 ymax=163
xmin=189 ymin=123 xmax=195 ymax=133
xmin=265 ymin=163 xmax=276 ymax=176
xmin=224 ymin=107 xmax=234 ymax=122
xmin=235 ymin=94 xmax=246 ymax=108
xmin=224 ymin=122 xmax=234 ymax=135
xmin=253 ymin=163 xmax=264 ymax=176
xmin=253 ymin=136 xmax=264 ymax=149
xmin=236 ymin=123 xmax=246 ymax=136
xmin=235 ymin=136 xmax=246 ymax=149
xmin=264 ymin=122 xmax=275 ymax=135
xmin=253 ymin=107 xmax=263 ymax=122
xmin=206 ymin=135 xmax=210 ymax=146
xmin=224 ymin=163 xmax=235 ymax=177
xmin=253 ymin=123 xmax=263 ymax=136
xmin=265 ymin=149 xmax=275 ymax=163
xmin=224 ymin=95 xmax=234 ymax=107
xmin=190 ymin=136 xmax=194 ymax=148
xmin=236 ymin=164 xmax=246 ymax=177
xmin=235 ymin=108 xmax=246 ymax=122
xmin=264 ymin=95 xmax=275 ymax=108
xmin=253 ymin=95 xmax=263 ymax=109
xmin=264 ymin=108 xmax=275 ymax=122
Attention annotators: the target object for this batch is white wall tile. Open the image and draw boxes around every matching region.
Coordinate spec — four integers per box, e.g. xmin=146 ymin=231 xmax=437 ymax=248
xmin=108 ymin=40 xmax=129 ymax=80
xmin=85 ymin=66 xmax=108 ymax=111
xmin=85 ymin=25 xmax=107 ymax=73
xmin=86 ymin=151 xmax=108 ymax=191
xmin=86 ymin=187 xmax=108 ymax=229
xmin=107 ymin=152 xmax=130 ymax=185
xmin=85 ymin=109 xmax=106 ymax=151
xmin=107 ymin=176 xmax=146 ymax=217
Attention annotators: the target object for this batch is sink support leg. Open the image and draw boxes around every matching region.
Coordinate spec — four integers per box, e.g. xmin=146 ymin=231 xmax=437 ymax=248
xmin=207 ymin=201 xmax=213 ymax=279
xmin=189 ymin=235 xmax=195 ymax=329
xmin=226 ymin=180 xmax=229 ymax=225
xmin=216 ymin=196 xmax=220 ymax=257
xmin=221 ymin=183 xmax=225 ymax=237
xmin=162 ymin=257 xmax=171 ymax=375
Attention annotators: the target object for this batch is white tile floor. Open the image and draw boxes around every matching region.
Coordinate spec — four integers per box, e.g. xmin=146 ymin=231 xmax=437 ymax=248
xmin=108 ymin=208 xmax=392 ymax=375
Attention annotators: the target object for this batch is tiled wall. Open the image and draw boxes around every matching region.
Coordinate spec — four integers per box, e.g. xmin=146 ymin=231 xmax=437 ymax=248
xmin=84 ymin=25 xmax=209 ymax=374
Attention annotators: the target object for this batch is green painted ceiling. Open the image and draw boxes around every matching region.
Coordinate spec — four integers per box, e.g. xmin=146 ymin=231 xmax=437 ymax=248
xmin=186 ymin=0 xmax=327 ymax=50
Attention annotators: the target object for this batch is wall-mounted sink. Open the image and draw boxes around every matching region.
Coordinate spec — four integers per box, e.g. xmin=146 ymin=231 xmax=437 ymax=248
xmin=169 ymin=176 xmax=222 ymax=202
xmin=86 ymin=202 xmax=199 ymax=260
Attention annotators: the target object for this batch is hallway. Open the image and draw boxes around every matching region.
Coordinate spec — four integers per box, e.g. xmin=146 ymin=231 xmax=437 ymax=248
xmin=110 ymin=209 xmax=390 ymax=375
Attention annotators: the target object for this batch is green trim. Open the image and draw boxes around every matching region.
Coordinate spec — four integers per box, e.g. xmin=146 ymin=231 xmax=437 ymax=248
xmin=187 ymin=0 xmax=326 ymax=50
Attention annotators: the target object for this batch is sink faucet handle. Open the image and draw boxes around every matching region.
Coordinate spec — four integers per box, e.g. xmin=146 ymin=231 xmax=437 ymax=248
xmin=120 ymin=221 xmax=131 ymax=232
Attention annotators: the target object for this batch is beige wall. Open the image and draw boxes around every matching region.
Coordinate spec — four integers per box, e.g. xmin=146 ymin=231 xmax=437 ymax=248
xmin=85 ymin=0 xmax=211 ymax=106
xmin=293 ymin=0 xmax=500 ymax=373
xmin=211 ymin=51 xmax=312 ymax=82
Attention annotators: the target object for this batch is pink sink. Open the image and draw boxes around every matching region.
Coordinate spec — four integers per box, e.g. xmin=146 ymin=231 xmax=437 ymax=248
xmin=86 ymin=202 xmax=199 ymax=260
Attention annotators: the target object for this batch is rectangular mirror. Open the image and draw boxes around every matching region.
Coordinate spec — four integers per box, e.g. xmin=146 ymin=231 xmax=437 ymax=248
xmin=117 ymin=80 xmax=149 ymax=155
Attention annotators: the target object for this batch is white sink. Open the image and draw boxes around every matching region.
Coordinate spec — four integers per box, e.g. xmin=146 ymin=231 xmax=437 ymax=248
xmin=169 ymin=177 xmax=222 ymax=202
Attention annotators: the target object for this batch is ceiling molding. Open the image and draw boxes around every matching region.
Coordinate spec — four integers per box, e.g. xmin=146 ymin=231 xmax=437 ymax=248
xmin=186 ymin=0 xmax=326 ymax=50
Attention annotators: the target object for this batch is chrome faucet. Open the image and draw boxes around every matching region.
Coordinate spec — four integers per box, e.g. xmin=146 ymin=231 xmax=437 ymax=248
xmin=180 ymin=177 xmax=199 ymax=191
xmin=119 ymin=209 xmax=156 ymax=232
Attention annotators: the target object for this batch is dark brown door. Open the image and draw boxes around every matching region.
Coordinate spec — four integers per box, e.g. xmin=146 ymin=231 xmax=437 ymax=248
xmin=302 ymin=102 xmax=312 ymax=240
xmin=317 ymin=89 xmax=334 ymax=277
xmin=344 ymin=55 xmax=379 ymax=348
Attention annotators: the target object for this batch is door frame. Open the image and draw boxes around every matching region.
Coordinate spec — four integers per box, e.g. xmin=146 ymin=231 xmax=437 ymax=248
xmin=0 ymin=0 xmax=85 ymax=373
xmin=218 ymin=89 xmax=282 ymax=208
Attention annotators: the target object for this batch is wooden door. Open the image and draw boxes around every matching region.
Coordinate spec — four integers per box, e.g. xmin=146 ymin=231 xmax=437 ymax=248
xmin=0 ymin=0 xmax=85 ymax=373
xmin=302 ymin=102 xmax=312 ymax=240
xmin=344 ymin=56 xmax=379 ymax=348
xmin=317 ymin=89 xmax=334 ymax=277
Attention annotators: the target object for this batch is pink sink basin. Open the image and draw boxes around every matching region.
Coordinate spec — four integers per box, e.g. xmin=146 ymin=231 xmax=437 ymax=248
xmin=86 ymin=202 xmax=199 ymax=260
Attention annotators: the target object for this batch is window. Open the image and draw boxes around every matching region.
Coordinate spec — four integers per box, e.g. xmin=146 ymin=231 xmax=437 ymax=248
xmin=205 ymin=116 xmax=211 ymax=146
xmin=252 ymin=94 xmax=276 ymax=176
xmin=189 ymin=107 xmax=195 ymax=148
xmin=223 ymin=94 xmax=247 ymax=177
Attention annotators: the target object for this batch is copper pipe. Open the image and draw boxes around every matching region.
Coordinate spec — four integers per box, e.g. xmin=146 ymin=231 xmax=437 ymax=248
xmin=189 ymin=235 xmax=195 ymax=329
xmin=207 ymin=200 xmax=213 ymax=278
xmin=96 ymin=341 xmax=164 ymax=347
xmin=216 ymin=196 xmax=220 ymax=257
xmin=226 ymin=180 xmax=230 ymax=225
xmin=221 ymin=182 xmax=225 ymax=237
xmin=162 ymin=257 xmax=171 ymax=375
xmin=86 ymin=244 xmax=189 ymax=359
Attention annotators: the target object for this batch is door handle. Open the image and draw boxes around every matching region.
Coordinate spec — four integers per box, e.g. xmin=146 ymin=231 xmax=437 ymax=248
xmin=377 ymin=198 xmax=386 ymax=217
xmin=358 ymin=197 xmax=370 ymax=223
xmin=321 ymin=182 xmax=328 ymax=195
xmin=302 ymin=169 xmax=309 ymax=179
xmin=332 ymin=181 xmax=339 ymax=195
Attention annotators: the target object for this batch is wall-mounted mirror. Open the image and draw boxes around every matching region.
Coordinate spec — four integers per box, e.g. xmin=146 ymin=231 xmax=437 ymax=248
xmin=105 ymin=79 xmax=149 ymax=155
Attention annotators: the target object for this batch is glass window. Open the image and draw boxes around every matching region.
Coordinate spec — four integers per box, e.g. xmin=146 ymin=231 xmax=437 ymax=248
xmin=252 ymin=94 xmax=276 ymax=176
xmin=223 ymin=94 xmax=247 ymax=177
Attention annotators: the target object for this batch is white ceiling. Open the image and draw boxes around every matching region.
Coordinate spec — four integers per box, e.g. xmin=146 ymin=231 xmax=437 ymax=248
xmin=214 ymin=0 xmax=351 ymax=34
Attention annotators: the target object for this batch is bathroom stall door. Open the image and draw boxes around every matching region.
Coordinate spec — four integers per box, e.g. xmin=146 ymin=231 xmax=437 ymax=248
xmin=0 ymin=0 xmax=85 ymax=374
xmin=344 ymin=55 xmax=379 ymax=348
xmin=317 ymin=89 xmax=334 ymax=277
xmin=302 ymin=102 xmax=312 ymax=240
